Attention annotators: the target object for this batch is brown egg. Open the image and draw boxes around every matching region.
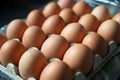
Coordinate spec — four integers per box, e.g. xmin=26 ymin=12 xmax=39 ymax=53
xmin=59 ymin=8 xmax=78 ymax=24
xmin=26 ymin=9 xmax=45 ymax=27
xmin=40 ymin=60 xmax=73 ymax=80
xmin=42 ymin=15 xmax=65 ymax=35
xmin=91 ymin=5 xmax=110 ymax=23
xmin=0 ymin=38 xmax=26 ymax=67
xmin=63 ymin=43 xmax=93 ymax=75
xmin=22 ymin=26 xmax=46 ymax=49
xmin=19 ymin=47 xmax=47 ymax=80
xmin=82 ymin=32 xmax=108 ymax=57
xmin=6 ymin=19 xmax=28 ymax=40
xmin=72 ymin=1 xmax=91 ymax=17
xmin=78 ymin=14 xmax=100 ymax=32
xmin=60 ymin=23 xmax=86 ymax=43
xmin=42 ymin=2 xmax=61 ymax=18
xmin=112 ymin=12 xmax=120 ymax=24
xmin=0 ymin=33 xmax=7 ymax=48
xmin=57 ymin=0 xmax=75 ymax=9
xmin=41 ymin=34 xmax=69 ymax=60
xmin=97 ymin=19 xmax=120 ymax=44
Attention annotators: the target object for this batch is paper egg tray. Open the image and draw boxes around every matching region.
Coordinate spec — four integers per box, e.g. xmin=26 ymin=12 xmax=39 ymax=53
xmin=0 ymin=26 xmax=120 ymax=80
xmin=1 ymin=0 xmax=120 ymax=80
xmin=0 ymin=37 xmax=120 ymax=80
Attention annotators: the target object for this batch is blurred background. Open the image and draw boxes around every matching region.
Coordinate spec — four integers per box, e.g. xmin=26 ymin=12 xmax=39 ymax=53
xmin=0 ymin=0 xmax=51 ymax=27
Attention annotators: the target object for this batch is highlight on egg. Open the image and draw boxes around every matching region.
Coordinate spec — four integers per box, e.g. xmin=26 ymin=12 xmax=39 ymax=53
xmin=63 ymin=43 xmax=93 ymax=75
xmin=41 ymin=34 xmax=69 ymax=60
xmin=18 ymin=47 xmax=47 ymax=80
xmin=22 ymin=26 xmax=46 ymax=49
xmin=42 ymin=15 xmax=65 ymax=35
xmin=0 ymin=38 xmax=26 ymax=67
xmin=97 ymin=19 xmax=120 ymax=44
xmin=42 ymin=2 xmax=61 ymax=18
xmin=59 ymin=8 xmax=78 ymax=24
xmin=57 ymin=0 xmax=75 ymax=9
xmin=82 ymin=32 xmax=108 ymax=57
xmin=78 ymin=14 xmax=100 ymax=32
xmin=60 ymin=22 xmax=86 ymax=43
xmin=91 ymin=5 xmax=110 ymax=23
xmin=72 ymin=1 xmax=91 ymax=17
xmin=26 ymin=9 xmax=45 ymax=27
xmin=6 ymin=19 xmax=28 ymax=40
xmin=40 ymin=60 xmax=73 ymax=80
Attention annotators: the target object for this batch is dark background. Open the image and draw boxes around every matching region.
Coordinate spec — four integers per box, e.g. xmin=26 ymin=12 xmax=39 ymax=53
xmin=0 ymin=0 xmax=51 ymax=27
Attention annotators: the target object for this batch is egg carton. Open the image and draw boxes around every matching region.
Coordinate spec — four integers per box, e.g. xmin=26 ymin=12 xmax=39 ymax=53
xmin=1 ymin=0 xmax=120 ymax=80
xmin=0 ymin=39 xmax=120 ymax=80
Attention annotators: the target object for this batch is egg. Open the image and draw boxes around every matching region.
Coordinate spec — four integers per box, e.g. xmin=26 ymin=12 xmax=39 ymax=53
xmin=97 ymin=19 xmax=120 ymax=44
xmin=59 ymin=8 xmax=78 ymax=24
xmin=82 ymin=32 xmax=108 ymax=57
xmin=60 ymin=22 xmax=86 ymax=43
xmin=91 ymin=5 xmax=110 ymax=23
xmin=72 ymin=1 xmax=91 ymax=17
xmin=0 ymin=38 xmax=26 ymax=67
xmin=6 ymin=19 xmax=28 ymax=40
xmin=41 ymin=34 xmax=69 ymax=60
xmin=42 ymin=15 xmax=65 ymax=35
xmin=26 ymin=9 xmax=45 ymax=27
xmin=0 ymin=33 xmax=7 ymax=48
xmin=78 ymin=14 xmax=100 ymax=32
xmin=63 ymin=43 xmax=93 ymax=75
xmin=112 ymin=12 xmax=120 ymax=24
xmin=40 ymin=60 xmax=73 ymax=80
xmin=42 ymin=2 xmax=61 ymax=18
xmin=19 ymin=47 xmax=47 ymax=80
xmin=57 ymin=0 xmax=75 ymax=9
xmin=22 ymin=26 xmax=46 ymax=49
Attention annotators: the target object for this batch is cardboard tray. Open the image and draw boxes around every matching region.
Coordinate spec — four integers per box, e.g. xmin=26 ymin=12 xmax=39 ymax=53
xmin=0 ymin=0 xmax=120 ymax=80
xmin=0 ymin=41 xmax=120 ymax=80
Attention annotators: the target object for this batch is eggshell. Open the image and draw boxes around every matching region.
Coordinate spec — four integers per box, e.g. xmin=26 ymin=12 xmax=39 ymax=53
xmin=0 ymin=38 xmax=26 ymax=67
xmin=42 ymin=15 xmax=65 ymax=35
xmin=59 ymin=8 xmax=78 ymax=24
xmin=82 ymin=32 xmax=108 ymax=57
xmin=97 ymin=19 xmax=120 ymax=44
xmin=72 ymin=1 xmax=91 ymax=17
xmin=41 ymin=34 xmax=69 ymax=60
xmin=91 ymin=5 xmax=110 ymax=23
xmin=6 ymin=19 xmax=28 ymax=40
xmin=78 ymin=14 xmax=100 ymax=32
xmin=57 ymin=0 xmax=75 ymax=9
xmin=0 ymin=33 xmax=7 ymax=48
xmin=42 ymin=2 xmax=61 ymax=18
xmin=63 ymin=43 xmax=93 ymax=75
xmin=22 ymin=26 xmax=46 ymax=49
xmin=60 ymin=22 xmax=86 ymax=43
xmin=40 ymin=60 xmax=73 ymax=80
xmin=26 ymin=9 xmax=45 ymax=27
xmin=19 ymin=47 xmax=47 ymax=80
xmin=112 ymin=12 xmax=120 ymax=24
